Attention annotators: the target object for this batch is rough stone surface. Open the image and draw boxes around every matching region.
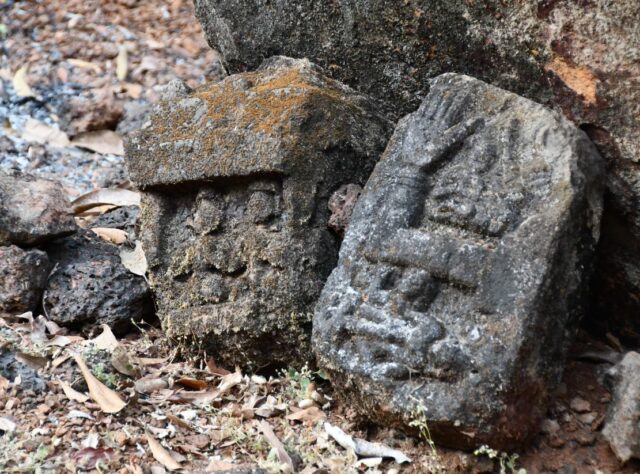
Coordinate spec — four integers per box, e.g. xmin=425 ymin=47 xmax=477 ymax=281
xmin=0 ymin=349 xmax=46 ymax=393
xmin=126 ymin=57 xmax=391 ymax=369
xmin=328 ymin=184 xmax=362 ymax=236
xmin=42 ymin=230 xmax=152 ymax=334
xmin=602 ymin=351 xmax=640 ymax=463
xmin=0 ymin=245 xmax=50 ymax=314
xmin=313 ymin=74 xmax=604 ymax=449
xmin=0 ymin=170 xmax=77 ymax=246
xmin=195 ymin=0 xmax=640 ymax=344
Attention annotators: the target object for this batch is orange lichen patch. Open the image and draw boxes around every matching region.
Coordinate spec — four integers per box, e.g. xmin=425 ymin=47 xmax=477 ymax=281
xmin=545 ymin=57 xmax=597 ymax=105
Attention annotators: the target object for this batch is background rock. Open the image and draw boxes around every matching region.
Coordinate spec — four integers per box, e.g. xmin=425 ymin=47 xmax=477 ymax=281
xmin=42 ymin=230 xmax=152 ymax=334
xmin=0 ymin=245 xmax=50 ymax=314
xmin=314 ymin=74 xmax=604 ymax=449
xmin=0 ymin=349 xmax=46 ymax=393
xmin=602 ymin=351 xmax=640 ymax=463
xmin=194 ymin=0 xmax=640 ymax=344
xmin=127 ymin=57 xmax=391 ymax=369
xmin=0 ymin=171 xmax=77 ymax=246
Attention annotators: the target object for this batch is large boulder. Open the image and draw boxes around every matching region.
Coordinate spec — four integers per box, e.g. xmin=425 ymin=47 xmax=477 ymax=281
xmin=0 ymin=171 xmax=77 ymax=246
xmin=313 ymin=74 xmax=604 ymax=450
xmin=126 ymin=57 xmax=391 ymax=369
xmin=194 ymin=0 xmax=640 ymax=343
xmin=0 ymin=245 xmax=50 ymax=314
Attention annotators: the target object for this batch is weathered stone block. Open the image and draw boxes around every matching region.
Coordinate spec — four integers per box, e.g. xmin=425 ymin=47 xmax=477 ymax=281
xmin=313 ymin=74 xmax=604 ymax=449
xmin=126 ymin=57 xmax=391 ymax=368
xmin=0 ymin=171 xmax=77 ymax=246
xmin=195 ymin=0 xmax=640 ymax=345
xmin=0 ymin=245 xmax=50 ymax=314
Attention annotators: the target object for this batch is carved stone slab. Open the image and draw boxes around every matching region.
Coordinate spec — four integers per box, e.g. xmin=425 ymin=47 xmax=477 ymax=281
xmin=313 ymin=74 xmax=604 ymax=449
xmin=126 ymin=57 xmax=391 ymax=369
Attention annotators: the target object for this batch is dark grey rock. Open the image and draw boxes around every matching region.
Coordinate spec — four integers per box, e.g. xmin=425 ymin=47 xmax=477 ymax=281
xmin=194 ymin=0 xmax=640 ymax=346
xmin=602 ymin=351 xmax=640 ymax=462
xmin=313 ymin=74 xmax=604 ymax=450
xmin=0 ymin=170 xmax=77 ymax=246
xmin=42 ymin=230 xmax=152 ymax=334
xmin=90 ymin=205 xmax=139 ymax=239
xmin=126 ymin=57 xmax=391 ymax=369
xmin=0 ymin=245 xmax=50 ymax=314
xmin=0 ymin=349 xmax=46 ymax=393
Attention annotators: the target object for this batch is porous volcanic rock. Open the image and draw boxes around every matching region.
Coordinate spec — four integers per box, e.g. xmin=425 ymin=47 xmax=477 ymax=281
xmin=126 ymin=57 xmax=391 ymax=369
xmin=0 ymin=171 xmax=77 ymax=246
xmin=195 ymin=0 xmax=640 ymax=344
xmin=313 ymin=74 xmax=604 ymax=450
xmin=0 ymin=245 xmax=50 ymax=314
xmin=42 ymin=230 xmax=152 ymax=334
xmin=602 ymin=351 xmax=640 ymax=463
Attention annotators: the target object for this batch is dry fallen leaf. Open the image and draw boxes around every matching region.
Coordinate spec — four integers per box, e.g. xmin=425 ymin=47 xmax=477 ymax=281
xmin=218 ymin=370 xmax=242 ymax=396
xmin=90 ymin=324 xmax=119 ymax=352
xmin=59 ymin=380 xmax=90 ymax=403
xmin=116 ymin=45 xmax=128 ymax=81
xmin=176 ymin=377 xmax=208 ymax=391
xmin=12 ymin=65 xmax=36 ymax=98
xmin=71 ymin=130 xmax=125 ymax=155
xmin=259 ymin=420 xmax=295 ymax=473
xmin=146 ymin=433 xmax=181 ymax=471
xmin=135 ymin=377 xmax=169 ymax=394
xmin=286 ymin=406 xmax=326 ymax=424
xmin=71 ymin=188 xmax=140 ymax=214
xmin=15 ymin=352 xmax=47 ymax=370
xmin=21 ymin=118 xmax=70 ymax=147
xmin=67 ymin=58 xmax=103 ymax=74
xmin=120 ymin=241 xmax=148 ymax=277
xmin=91 ymin=227 xmax=128 ymax=244
xmin=206 ymin=358 xmax=231 ymax=376
xmin=73 ymin=354 xmax=126 ymax=414
xmin=111 ymin=345 xmax=140 ymax=378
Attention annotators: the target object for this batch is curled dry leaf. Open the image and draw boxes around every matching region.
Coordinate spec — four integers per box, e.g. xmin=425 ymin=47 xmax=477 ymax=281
xmin=73 ymin=354 xmax=126 ymax=414
xmin=259 ymin=420 xmax=295 ymax=473
xmin=71 ymin=188 xmax=140 ymax=214
xmin=12 ymin=65 xmax=36 ymax=98
xmin=206 ymin=358 xmax=232 ymax=376
xmin=120 ymin=241 xmax=148 ymax=277
xmin=146 ymin=433 xmax=181 ymax=471
xmin=71 ymin=130 xmax=125 ymax=155
xmin=218 ymin=370 xmax=243 ymax=396
xmin=286 ymin=406 xmax=326 ymax=424
xmin=324 ymin=422 xmax=411 ymax=464
xmin=58 ymin=380 xmax=90 ymax=403
xmin=176 ymin=377 xmax=208 ymax=391
xmin=90 ymin=324 xmax=119 ymax=352
xmin=91 ymin=227 xmax=128 ymax=244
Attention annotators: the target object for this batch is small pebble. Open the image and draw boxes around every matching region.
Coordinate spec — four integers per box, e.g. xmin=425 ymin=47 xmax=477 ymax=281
xmin=570 ymin=397 xmax=591 ymax=413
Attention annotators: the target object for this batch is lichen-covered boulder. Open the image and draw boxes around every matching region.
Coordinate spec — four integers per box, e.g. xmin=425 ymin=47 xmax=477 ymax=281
xmin=0 ymin=171 xmax=77 ymax=246
xmin=194 ymin=0 xmax=640 ymax=344
xmin=126 ymin=57 xmax=391 ymax=369
xmin=313 ymin=74 xmax=604 ymax=450
xmin=0 ymin=245 xmax=50 ymax=314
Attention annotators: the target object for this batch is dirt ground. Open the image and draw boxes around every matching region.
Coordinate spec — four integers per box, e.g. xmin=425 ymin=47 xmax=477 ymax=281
xmin=1 ymin=1 xmax=639 ymax=473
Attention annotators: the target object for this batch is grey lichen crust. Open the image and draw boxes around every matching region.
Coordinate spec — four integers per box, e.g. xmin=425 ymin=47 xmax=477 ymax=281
xmin=126 ymin=57 xmax=391 ymax=369
xmin=313 ymin=74 xmax=604 ymax=449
